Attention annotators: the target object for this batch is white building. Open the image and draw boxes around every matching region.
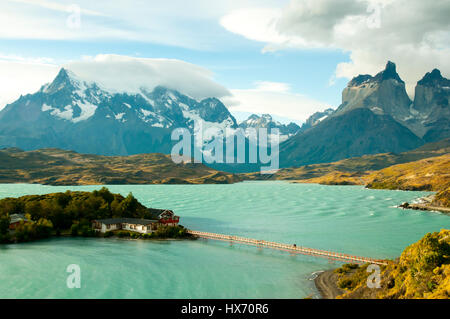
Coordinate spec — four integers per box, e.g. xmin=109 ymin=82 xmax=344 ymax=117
xmin=92 ymin=218 xmax=158 ymax=234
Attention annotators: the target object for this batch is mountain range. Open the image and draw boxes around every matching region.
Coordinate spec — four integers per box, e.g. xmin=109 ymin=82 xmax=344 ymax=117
xmin=279 ymin=61 xmax=450 ymax=168
xmin=0 ymin=68 xmax=237 ymax=156
xmin=0 ymin=61 xmax=448 ymax=171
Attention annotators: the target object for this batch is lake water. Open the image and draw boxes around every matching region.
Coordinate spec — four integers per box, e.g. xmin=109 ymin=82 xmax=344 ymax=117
xmin=0 ymin=182 xmax=449 ymax=298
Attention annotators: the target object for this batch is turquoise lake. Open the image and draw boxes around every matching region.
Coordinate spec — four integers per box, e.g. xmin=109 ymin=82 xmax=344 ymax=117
xmin=0 ymin=182 xmax=449 ymax=298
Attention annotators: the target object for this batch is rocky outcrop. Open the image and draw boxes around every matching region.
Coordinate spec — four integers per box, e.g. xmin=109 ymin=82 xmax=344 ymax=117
xmin=413 ymin=69 xmax=450 ymax=142
xmin=279 ymin=108 xmax=423 ymax=167
xmin=238 ymin=114 xmax=300 ymax=141
xmin=298 ymin=108 xmax=334 ymax=132
xmin=334 ymin=61 xmax=412 ymax=125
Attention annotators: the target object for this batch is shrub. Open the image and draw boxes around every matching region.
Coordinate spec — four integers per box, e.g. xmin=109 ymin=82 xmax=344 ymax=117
xmin=117 ymin=231 xmax=130 ymax=238
xmin=70 ymin=223 xmax=80 ymax=236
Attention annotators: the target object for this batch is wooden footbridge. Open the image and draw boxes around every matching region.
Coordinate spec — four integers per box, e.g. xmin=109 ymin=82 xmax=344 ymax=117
xmin=187 ymin=230 xmax=388 ymax=266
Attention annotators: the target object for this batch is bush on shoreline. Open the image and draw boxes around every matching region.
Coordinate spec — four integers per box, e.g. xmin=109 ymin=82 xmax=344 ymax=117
xmin=0 ymin=188 xmax=188 ymax=244
xmin=111 ymin=225 xmax=190 ymax=240
xmin=335 ymin=229 xmax=450 ymax=299
xmin=0 ymin=188 xmax=154 ymax=233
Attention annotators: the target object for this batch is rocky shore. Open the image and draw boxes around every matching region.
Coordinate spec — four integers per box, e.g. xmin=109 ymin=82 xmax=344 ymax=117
xmin=399 ymin=194 xmax=450 ymax=214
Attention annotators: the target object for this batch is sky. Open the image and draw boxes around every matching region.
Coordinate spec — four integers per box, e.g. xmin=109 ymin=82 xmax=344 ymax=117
xmin=0 ymin=0 xmax=449 ymax=124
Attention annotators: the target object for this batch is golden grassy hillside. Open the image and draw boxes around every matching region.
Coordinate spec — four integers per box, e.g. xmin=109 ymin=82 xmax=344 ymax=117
xmin=432 ymin=187 xmax=450 ymax=208
xmin=246 ymin=138 xmax=450 ymax=182
xmin=294 ymin=171 xmax=367 ymax=186
xmin=0 ymin=148 xmax=242 ymax=185
xmin=336 ymin=229 xmax=450 ymax=299
xmin=367 ymin=154 xmax=450 ymax=191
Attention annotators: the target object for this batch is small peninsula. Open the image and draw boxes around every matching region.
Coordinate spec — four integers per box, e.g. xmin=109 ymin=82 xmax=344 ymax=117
xmin=0 ymin=187 xmax=191 ymax=243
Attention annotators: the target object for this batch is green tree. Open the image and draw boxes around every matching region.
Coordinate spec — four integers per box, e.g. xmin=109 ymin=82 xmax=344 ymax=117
xmin=0 ymin=213 xmax=10 ymax=235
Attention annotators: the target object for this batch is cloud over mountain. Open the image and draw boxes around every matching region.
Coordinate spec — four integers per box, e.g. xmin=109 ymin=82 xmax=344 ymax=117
xmin=65 ymin=54 xmax=231 ymax=101
xmin=221 ymin=0 xmax=450 ymax=95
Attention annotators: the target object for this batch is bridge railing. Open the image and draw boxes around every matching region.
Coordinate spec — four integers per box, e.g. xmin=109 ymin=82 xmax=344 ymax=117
xmin=187 ymin=230 xmax=388 ymax=266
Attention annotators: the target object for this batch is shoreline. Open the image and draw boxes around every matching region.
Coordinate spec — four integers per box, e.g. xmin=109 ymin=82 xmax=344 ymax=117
xmin=399 ymin=194 xmax=450 ymax=214
xmin=313 ymin=269 xmax=345 ymax=299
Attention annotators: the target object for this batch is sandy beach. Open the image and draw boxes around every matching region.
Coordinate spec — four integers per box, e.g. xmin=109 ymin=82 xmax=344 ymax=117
xmin=314 ymin=270 xmax=345 ymax=299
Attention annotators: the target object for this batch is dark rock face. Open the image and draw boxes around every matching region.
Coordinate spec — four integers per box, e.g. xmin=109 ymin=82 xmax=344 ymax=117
xmin=279 ymin=108 xmax=424 ymax=168
xmin=413 ymin=69 xmax=450 ymax=142
xmin=334 ymin=61 xmax=412 ymax=126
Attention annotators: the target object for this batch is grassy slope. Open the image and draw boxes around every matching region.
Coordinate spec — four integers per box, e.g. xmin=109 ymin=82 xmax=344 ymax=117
xmin=367 ymin=154 xmax=450 ymax=191
xmin=246 ymin=138 xmax=450 ymax=183
xmin=0 ymin=148 xmax=242 ymax=185
xmin=335 ymin=229 xmax=450 ymax=299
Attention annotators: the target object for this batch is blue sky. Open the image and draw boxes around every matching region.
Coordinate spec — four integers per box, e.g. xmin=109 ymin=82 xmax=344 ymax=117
xmin=0 ymin=0 xmax=448 ymax=124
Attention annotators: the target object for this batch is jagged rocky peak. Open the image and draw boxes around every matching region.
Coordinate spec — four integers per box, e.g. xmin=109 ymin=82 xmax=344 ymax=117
xmin=239 ymin=113 xmax=300 ymax=138
xmin=373 ymin=61 xmax=404 ymax=83
xmin=301 ymin=108 xmax=334 ymax=130
xmin=348 ymin=74 xmax=373 ymax=87
xmin=335 ymin=61 xmax=411 ymax=124
xmin=0 ymin=65 xmax=241 ymax=156
xmin=414 ymin=68 xmax=450 ymax=113
xmin=42 ymin=68 xmax=78 ymax=93
xmin=417 ymin=69 xmax=450 ymax=87
xmin=346 ymin=61 xmax=403 ymax=89
xmin=413 ymin=68 xmax=450 ymax=142
xmin=195 ymin=97 xmax=238 ymax=126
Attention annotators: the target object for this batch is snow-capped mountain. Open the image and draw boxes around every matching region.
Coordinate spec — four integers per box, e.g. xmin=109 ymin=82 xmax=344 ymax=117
xmin=298 ymin=108 xmax=334 ymax=132
xmin=238 ymin=114 xmax=300 ymax=142
xmin=0 ymin=68 xmax=237 ymax=155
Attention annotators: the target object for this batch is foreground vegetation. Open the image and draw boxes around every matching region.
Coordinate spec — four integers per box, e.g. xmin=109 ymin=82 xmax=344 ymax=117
xmin=0 ymin=187 xmax=190 ymax=243
xmin=334 ymin=229 xmax=450 ymax=299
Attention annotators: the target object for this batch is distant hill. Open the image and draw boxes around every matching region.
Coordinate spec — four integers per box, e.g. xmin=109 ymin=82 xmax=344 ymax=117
xmin=246 ymin=138 xmax=450 ymax=183
xmin=279 ymin=108 xmax=424 ymax=167
xmin=366 ymin=154 xmax=450 ymax=191
xmin=0 ymin=148 xmax=242 ymax=185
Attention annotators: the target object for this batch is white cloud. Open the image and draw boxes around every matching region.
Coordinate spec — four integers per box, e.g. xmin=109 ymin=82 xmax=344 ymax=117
xmin=254 ymin=81 xmax=291 ymax=92
xmin=0 ymin=53 xmax=329 ymax=122
xmin=0 ymin=0 xmax=284 ymax=49
xmin=220 ymin=0 xmax=450 ymax=94
xmin=223 ymin=81 xmax=331 ymax=123
xmin=0 ymin=56 xmax=58 ymax=109
xmin=65 ymin=54 xmax=231 ymax=100
xmin=0 ymin=54 xmax=231 ymax=109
